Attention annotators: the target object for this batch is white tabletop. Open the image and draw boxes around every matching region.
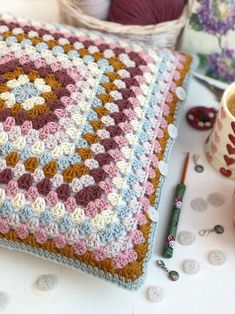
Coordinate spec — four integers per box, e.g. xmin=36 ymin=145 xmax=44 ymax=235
xmin=0 ymin=1 xmax=235 ymax=313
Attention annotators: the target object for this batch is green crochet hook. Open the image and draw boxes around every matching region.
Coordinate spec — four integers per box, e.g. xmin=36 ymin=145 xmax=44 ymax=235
xmin=162 ymin=153 xmax=190 ymax=259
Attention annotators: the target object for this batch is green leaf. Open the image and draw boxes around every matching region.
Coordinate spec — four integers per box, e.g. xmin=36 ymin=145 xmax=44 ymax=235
xmin=190 ymin=13 xmax=203 ymax=31
xmin=198 ymin=54 xmax=208 ymax=68
xmin=206 ymin=69 xmax=221 ymax=80
xmin=206 ymin=69 xmax=231 ymax=83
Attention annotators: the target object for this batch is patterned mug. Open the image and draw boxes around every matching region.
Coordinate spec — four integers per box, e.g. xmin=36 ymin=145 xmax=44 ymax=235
xmin=205 ymin=82 xmax=235 ymax=180
xmin=233 ymin=190 xmax=235 ymax=227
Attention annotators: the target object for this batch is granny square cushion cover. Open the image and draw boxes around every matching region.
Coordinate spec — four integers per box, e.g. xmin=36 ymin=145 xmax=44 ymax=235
xmin=0 ymin=14 xmax=192 ymax=290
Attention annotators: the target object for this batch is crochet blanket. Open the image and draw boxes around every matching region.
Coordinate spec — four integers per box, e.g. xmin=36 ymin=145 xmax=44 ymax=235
xmin=0 ymin=14 xmax=192 ymax=290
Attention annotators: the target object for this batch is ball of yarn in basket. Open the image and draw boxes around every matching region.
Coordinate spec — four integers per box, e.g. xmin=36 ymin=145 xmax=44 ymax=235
xmin=108 ymin=0 xmax=185 ymax=25
xmin=75 ymin=0 xmax=111 ymax=20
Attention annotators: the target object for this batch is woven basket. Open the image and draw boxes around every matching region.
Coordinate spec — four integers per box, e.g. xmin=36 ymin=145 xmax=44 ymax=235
xmin=58 ymin=0 xmax=194 ymax=50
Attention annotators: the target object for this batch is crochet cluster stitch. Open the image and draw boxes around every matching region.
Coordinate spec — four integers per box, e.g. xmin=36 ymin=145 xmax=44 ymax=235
xmin=0 ymin=14 xmax=192 ymax=290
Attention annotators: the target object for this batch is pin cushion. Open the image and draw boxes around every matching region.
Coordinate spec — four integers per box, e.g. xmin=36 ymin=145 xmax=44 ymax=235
xmin=0 ymin=14 xmax=192 ymax=290
xmin=186 ymin=106 xmax=217 ymax=130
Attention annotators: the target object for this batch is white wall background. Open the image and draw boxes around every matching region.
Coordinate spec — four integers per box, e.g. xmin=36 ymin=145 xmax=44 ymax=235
xmin=0 ymin=0 xmax=59 ymax=22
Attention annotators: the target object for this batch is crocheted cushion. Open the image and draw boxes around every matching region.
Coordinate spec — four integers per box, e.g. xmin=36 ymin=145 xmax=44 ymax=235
xmin=0 ymin=14 xmax=192 ymax=290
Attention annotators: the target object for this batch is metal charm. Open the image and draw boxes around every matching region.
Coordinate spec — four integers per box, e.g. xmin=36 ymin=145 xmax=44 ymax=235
xmin=156 ymin=260 xmax=179 ymax=281
xmin=192 ymin=154 xmax=204 ymax=173
xmin=195 ymin=164 xmax=204 ymax=173
xmin=199 ymin=224 xmax=224 ymax=237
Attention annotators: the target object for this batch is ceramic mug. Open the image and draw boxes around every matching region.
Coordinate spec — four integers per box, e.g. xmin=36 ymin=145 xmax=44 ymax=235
xmin=233 ymin=190 xmax=235 ymax=227
xmin=205 ymin=82 xmax=235 ymax=180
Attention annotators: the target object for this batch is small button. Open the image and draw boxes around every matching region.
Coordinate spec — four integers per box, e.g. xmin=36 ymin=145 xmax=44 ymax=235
xmin=167 ymin=124 xmax=178 ymax=139
xmin=176 ymin=87 xmax=186 ymax=100
xmin=0 ymin=292 xmax=8 ymax=311
xmin=208 ymin=250 xmax=226 ymax=266
xmin=183 ymin=259 xmax=200 ymax=275
xmin=191 ymin=198 xmax=208 ymax=212
xmin=147 ymin=286 xmax=164 ymax=303
xmin=207 ymin=193 xmax=225 ymax=207
xmin=147 ymin=207 xmax=159 ymax=222
xmin=178 ymin=231 xmax=195 ymax=246
xmin=35 ymin=274 xmax=58 ymax=291
xmin=158 ymin=160 xmax=168 ymax=176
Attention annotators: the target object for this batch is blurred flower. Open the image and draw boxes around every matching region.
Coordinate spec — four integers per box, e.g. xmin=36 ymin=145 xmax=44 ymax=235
xmin=208 ymin=48 xmax=235 ymax=83
xmin=196 ymin=0 xmax=235 ymax=35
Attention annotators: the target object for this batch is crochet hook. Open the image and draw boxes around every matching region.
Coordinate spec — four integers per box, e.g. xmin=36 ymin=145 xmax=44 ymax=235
xmin=162 ymin=153 xmax=190 ymax=258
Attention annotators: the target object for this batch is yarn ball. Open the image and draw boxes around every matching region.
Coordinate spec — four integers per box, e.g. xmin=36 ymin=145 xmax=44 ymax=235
xmin=108 ymin=0 xmax=185 ymax=25
xmin=75 ymin=0 xmax=111 ymax=20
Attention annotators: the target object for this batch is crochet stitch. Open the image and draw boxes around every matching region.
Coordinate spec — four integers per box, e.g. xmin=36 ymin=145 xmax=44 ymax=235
xmin=0 ymin=14 xmax=192 ymax=290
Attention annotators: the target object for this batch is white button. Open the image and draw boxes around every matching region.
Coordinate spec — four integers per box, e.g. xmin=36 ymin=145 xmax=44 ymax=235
xmin=207 ymin=193 xmax=225 ymax=207
xmin=0 ymin=292 xmax=8 ymax=311
xmin=159 ymin=160 xmax=168 ymax=176
xmin=178 ymin=231 xmax=195 ymax=246
xmin=36 ymin=274 xmax=58 ymax=291
xmin=147 ymin=207 xmax=159 ymax=222
xmin=191 ymin=198 xmax=208 ymax=212
xmin=147 ymin=286 xmax=164 ymax=303
xmin=183 ymin=259 xmax=200 ymax=274
xmin=176 ymin=87 xmax=186 ymax=100
xmin=167 ymin=124 xmax=178 ymax=139
xmin=208 ymin=250 xmax=226 ymax=266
